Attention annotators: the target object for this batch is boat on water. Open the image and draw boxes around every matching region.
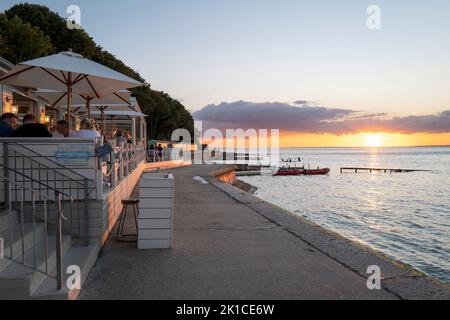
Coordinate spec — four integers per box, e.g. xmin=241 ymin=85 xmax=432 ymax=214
xmin=273 ymin=167 xmax=331 ymax=176
xmin=273 ymin=157 xmax=330 ymax=176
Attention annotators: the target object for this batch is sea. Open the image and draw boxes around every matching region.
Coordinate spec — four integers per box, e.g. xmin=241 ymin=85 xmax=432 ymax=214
xmin=239 ymin=147 xmax=450 ymax=284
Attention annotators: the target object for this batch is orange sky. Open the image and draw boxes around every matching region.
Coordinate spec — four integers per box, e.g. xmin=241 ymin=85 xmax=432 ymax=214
xmin=280 ymin=132 xmax=450 ymax=148
xmin=203 ymin=132 xmax=450 ymax=149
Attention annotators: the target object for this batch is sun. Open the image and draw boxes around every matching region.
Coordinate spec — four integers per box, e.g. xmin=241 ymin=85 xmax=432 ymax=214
xmin=365 ymin=134 xmax=383 ymax=148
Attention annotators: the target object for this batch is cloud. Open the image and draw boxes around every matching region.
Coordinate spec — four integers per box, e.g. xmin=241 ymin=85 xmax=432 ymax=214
xmin=194 ymin=101 xmax=450 ymax=135
xmin=348 ymin=113 xmax=388 ymax=120
xmin=293 ymin=100 xmax=310 ymax=105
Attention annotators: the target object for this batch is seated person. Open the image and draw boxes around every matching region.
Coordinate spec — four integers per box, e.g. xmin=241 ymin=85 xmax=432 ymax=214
xmin=12 ymin=114 xmax=52 ymax=138
xmin=52 ymin=120 xmax=74 ymax=138
xmin=0 ymin=113 xmax=18 ymax=137
xmin=72 ymin=118 xmax=101 ymax=138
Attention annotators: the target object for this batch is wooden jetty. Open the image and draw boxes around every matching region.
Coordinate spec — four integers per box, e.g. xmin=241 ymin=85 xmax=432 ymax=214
xmin=340 ymin=167 xmax=432 ymax=174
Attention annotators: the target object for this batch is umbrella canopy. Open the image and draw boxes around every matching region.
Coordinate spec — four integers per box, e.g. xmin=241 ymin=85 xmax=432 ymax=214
xmin=33 ymin=89 xmax=132 ymax=108
xmin=66 ymin=102 xmax=138 ymax=117
xmin=90 ymin=110 xmax=147 ymax=119
xmin=0 ymin=51 xmax=143 ymax=128
xmin=33 ymin=88 xmax=132 ymax=118
xmin=94 ymin=109 xmax=147 ymax=139
xmin=67 ymin=96 xmax=140 ymax=116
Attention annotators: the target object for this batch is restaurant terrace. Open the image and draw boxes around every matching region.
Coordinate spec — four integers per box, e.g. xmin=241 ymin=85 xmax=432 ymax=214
xmin=0 ymin=52 xmax=188 ymax=299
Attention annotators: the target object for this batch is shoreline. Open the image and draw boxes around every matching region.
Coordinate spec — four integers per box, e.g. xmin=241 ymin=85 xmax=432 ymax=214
xmin=207 ymin=166 xmax=450 ymax=299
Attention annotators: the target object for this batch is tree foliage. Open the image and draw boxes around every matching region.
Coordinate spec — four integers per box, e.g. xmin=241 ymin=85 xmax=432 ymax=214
xmin=2 ymin=3 xmax=193 ymax=140
xmin=0 ymin=13 xmax=54 ymax=64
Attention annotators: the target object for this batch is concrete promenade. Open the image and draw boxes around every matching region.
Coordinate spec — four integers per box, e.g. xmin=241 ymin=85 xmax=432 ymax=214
xmin=80 ymin=165 xmax=450 ymax=300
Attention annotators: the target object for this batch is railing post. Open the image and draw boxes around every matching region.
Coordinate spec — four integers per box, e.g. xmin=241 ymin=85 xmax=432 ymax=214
xmin=124 ymin=145 xmax=129 ymax=177
xmin=127 ymin=145 xmax=131 ymax=174
xmin=84 ymin=178 xmax=90 ymax=246
xmin=119 ymin=143 xmax=124 ymax=182
xmin=96 ymin=148 xmax=103 ymax=201
xmin=7 ymin=181 xmax=12 ymax=259
xmin=55 ymin=191 xmax=64 ymax=291
xmin=96 ymin=139 xmax=104 ymax=199
xmin=111 ymin=152 xmax=117 ymax=188
xmin=3 ymin=142 xmax=9 ymax=205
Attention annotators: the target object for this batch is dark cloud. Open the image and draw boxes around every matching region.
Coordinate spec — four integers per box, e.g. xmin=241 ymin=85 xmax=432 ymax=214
xmin=348 ymin=113 xmax=388 ymax=120
xmin=194 ymin=101 xmax=450 ymax=135
xmin=293 ymin=100 xmax=310 ymax=105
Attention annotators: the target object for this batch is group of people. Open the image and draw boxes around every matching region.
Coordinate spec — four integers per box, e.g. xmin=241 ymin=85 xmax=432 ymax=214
xmin=0 ymin=113 xmax=53 ymax=138
xmin=0 ymin=112 xmax=133 ymax=145
xmin=148 ymin=143 xmax=171 ymax=162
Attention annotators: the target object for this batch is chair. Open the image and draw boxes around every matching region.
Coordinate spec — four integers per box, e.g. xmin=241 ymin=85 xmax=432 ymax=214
xmin=116 ymin=198 xmax=139 ymax=242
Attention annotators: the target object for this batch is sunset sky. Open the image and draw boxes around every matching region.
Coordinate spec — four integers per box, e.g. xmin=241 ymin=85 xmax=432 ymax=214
xmin=1 ymin=0 xmax=450 ymax=147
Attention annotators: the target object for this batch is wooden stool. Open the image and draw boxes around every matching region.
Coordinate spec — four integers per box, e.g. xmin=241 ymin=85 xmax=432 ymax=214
xmin=116 ymin=198 xmax=139 ymax=242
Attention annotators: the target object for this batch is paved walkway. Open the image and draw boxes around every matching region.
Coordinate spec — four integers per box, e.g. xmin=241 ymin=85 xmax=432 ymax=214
xmin=80 ymin=165 xmax=448 ymax=300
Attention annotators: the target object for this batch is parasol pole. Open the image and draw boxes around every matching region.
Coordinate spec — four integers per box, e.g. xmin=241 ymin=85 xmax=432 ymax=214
xmin=101 ymin=106 xmax=106 ymax=128
xmin=67 ymin=72 xmax=72 ymax=131
xmin=86 ymin=97 xmax=92 ymax=119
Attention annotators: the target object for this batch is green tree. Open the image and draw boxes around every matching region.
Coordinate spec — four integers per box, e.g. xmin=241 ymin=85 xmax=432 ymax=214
xmin=3 ymin=3 xmax=194 ymax=140
xmin=5 ymin=4 xmax=96 ymax=58
xmin=0 ymin=13 xmax=54 ymax=64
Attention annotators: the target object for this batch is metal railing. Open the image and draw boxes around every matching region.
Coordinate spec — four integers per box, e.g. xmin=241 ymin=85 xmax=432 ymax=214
xmin=146 ymin=147 xmax=187 ymax=163
xmin=0 ymin=139 xmax=145 ymax=292
xmin=103 ymin=143 xmax=146 ymax=189
xmin=0 ymin=172 xmax=69 ymax=290
xmin=1 ymin=142 xmax=95 ymax=241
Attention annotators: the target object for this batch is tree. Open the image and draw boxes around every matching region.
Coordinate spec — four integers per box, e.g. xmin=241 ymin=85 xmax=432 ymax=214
xmin=5 ymin=4 xmax=96 ymax=58
xmin=0 ymin=13 xmax=54 ymax=64
xmin=3 ymin=3 xmax=194 ymax=140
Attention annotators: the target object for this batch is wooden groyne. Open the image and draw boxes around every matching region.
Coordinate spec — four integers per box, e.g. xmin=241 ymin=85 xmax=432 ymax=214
xmin=340 ymin=167 xmax=432 ymax=174
xmin=236 ymin=171 xmax=262 ymax=177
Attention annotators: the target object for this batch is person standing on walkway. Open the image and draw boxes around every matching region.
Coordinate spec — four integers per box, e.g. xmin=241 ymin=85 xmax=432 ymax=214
xmin=98 ymin=126 xmax=109 ymax=145
xmin=115 ymin=130 xmax=128 ymax=147
xmin=0 ymin=113 xmax=18 ymax=137
xmin=124 ymin=131 xmax=133 ymax=144
xmin=12 ymin=114 xmax=52 ymax=138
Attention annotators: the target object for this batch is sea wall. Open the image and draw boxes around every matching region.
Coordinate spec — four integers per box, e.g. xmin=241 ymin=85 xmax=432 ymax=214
xmin=204 ymin=167 xmax=450 ymax=300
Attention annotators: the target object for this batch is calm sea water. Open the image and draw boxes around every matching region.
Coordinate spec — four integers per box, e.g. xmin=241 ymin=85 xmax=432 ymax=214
xmin=239 ymin=147 xmax=450 ymax=284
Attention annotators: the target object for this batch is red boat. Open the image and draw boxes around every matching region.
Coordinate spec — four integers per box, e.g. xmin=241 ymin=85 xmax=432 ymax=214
xmin=274 ymin=167 xmax=330 ymax=176
xmin=273 ymin=157 xmax=330 ymax=176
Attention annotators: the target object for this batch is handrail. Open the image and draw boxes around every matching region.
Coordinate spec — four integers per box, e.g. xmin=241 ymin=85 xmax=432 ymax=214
xmin=4 ymin=142 xmax=95 ymax=186
xmin=0 ymin=172 xmax=65 ymax=290
xmin=0 ymin=173 xmax=53 ymax=201
xmin=0 ymin=159 xmax=88 ymax=237
xmin=0 ymin=163 xmax=74 ymax=201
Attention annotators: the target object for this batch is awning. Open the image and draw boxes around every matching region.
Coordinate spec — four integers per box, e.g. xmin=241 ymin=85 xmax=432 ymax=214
xmin=0 ymin=51 xmax=144 ymax=127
